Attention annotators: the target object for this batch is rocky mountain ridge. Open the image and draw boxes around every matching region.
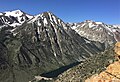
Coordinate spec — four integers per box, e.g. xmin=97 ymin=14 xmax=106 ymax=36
xmin=0 ymin=10 xmax=33 ymax=27
xmin=70 ymin=20 xmax=120 ymax=45
xmin=0 ymin=10 xmax=119 ymax=82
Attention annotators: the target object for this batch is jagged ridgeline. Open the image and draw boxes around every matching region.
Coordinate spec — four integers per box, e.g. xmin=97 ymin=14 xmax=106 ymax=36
xmin=0 ymin=10 xmax=119 ymax=82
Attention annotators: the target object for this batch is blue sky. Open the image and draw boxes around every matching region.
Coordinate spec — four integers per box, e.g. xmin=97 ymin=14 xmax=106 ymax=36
xmin=0 ymin=0 xmax=120 ymax=24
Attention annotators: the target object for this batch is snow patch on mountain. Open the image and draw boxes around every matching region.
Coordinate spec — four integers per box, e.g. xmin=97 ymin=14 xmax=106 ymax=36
xmin=113 ymin=25 xmax=120 ymax=29
xmin=0 ymin=13 xmax=3 ymax=15
xmin=5 ymin=10 xmax=23 ymax=16
xmin=96 ymin=22 xmax=103 ymax=24
xmin=0 ymin=10 xmax=33 ymax=27
xmin=70 ymin=20 xmax=120 ymax=43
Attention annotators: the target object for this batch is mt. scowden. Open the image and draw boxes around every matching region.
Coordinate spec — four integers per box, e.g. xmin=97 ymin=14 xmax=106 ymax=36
xmin=0 ymin=10 xmax=120 ymax=82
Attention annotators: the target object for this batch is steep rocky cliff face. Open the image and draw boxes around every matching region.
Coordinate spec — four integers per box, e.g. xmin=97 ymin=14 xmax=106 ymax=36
xmin=0 ymin=10 xmax=118 ymax=82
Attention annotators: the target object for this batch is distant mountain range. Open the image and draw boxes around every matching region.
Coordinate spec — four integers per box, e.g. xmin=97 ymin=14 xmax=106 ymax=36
xmin=0 ymin=10 xmax=119 ymax=82
xmin=70 ymin=20 xmax=120 ymax=42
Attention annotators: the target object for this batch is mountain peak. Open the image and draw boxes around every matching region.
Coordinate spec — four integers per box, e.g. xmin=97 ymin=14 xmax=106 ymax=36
xmin=84 ymin=20 xmax=97 ymax=22
xmin=42 ymin=11 xmax=53 ymax=15
xmin=4 ymin=9 xmax=24 ymax=16
xmin=85 ymin=20 xmax=103 ymax=25
xmin=41 ymin=11 xmax=58 ymax=20
xmin=28 ymin=11 xmax=66 ymax=28
xmin=0 ymin=10 xmax=33 ymax=27
xmin=70 ymin=19 xmax=120 ymax=43
xmin=10 ymin=9 xmax=23 ymax=13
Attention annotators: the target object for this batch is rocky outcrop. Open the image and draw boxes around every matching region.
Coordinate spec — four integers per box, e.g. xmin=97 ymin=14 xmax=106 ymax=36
xmin=85 ymin=42 xmax=120 ymax=82
xmin=85 ymin=61 xmax=120 ymax=82
xmin=114 ymin=42 xmax=120 ymax=60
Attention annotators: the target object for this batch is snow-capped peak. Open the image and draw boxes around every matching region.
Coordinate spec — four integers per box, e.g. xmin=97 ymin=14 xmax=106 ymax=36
xmin=96 ymin=22 xmax=103 ymax=24
xmin=70 ymin=20 xmax=120 ymax=43
xmin=4 ymin=10 xmax=24 ymax=17
xmin=29 ymin=11 xmax=66 ymax=29
xmin=0 ymin=10 xmax=33 ymax=27
xmin=0 ymin=12 xmax=3 ymax=15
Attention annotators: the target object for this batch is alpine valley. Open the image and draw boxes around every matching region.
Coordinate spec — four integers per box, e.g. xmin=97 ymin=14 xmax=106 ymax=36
xmin=0 ymin=10 xmax=120 ymax=82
